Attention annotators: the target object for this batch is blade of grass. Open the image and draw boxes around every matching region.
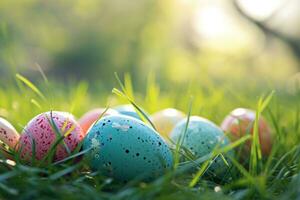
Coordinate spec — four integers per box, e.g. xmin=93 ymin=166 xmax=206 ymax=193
xmin=114 ymin=72 xmax=127 ymax=96
xmin=0 ymin=171 xmax=18 ymax=181
xmin=52 ymin=147 xmax=91 ymax=166
xmin=63 ymin=124 xmax=76 ymax=138
xmin=249 ymin=101 xmax=261 ymax=175
xmin=124 ymin=73 xmax=134 ymax=100
xmin=250 ymin=91 xmax=274 ymax=175
xmin=36 ymin=63 xmax=49 ymax=85
xmin=0 ymin=183 xmax=18 ymax=196
xmin=39 ymin=133 xmax=66 ymax=166
xmin=226 ymin=157 xmax=266 ymax=195
xmin=69 ymin=81 xmax=89 ymax=113
xmin=259 ymin=90 xmax=275 ymax=112
xmin=189 ymin=156 xmax=216 ymax=187
xmin=269 ymin=144 xmax=300 ymax=176
xmin=47 ymin=111 xmax=71 ymax=155
xmin=49 ymin=164 xmax=79 ymax=180
xmin=145 ymin=72 xmax=160 ymax=113
xmin=35 ymin=63 xmax=54 ymax=109
xmin=152 ymin=135 xmax=251 ymax=189
xmin=174 ymin=97 xmax=193 ymax=169
xmin=30 ymin=99 xmax=42 ymax=110
xmin=112 ymin=88 xmax=156 ymax=130
xmin=266 ymin=107 xmax=282 ymax=140
xmin=38 ymin=112 xmax=71 ymax=165
xmin=16 ymin=73 xmax=46 ymax=101
xmin=87 ymin=106 xmax=111 ymax=134
xmin=113 ymin=73 xmax=156 ymax=127
xmin=189 ymin=134 xmax=251 ymax=187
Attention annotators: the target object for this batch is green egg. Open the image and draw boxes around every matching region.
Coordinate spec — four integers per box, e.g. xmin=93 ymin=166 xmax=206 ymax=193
xmin=83 ymin=115 xmax=173 ymax=182
xmin=170 ymin=116 xmax=233 ymax=178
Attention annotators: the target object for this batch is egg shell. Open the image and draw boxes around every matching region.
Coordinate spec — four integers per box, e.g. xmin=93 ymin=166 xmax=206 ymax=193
xmin=221 ymin=108 xmax=272 ymax=156
xmin=114 ymin=104 xmax=142 ymax=120
xmin=78 ymin=108 xmax=119 ymax=134
xmin=0 ymin=117 xmax=20 ymax=158
xmin=0 ymin=117 xmax=20 ymax=150
xmin=150 ymin=108 xmax=185 ymax=138
xmin=83 ymin=115 xmax=173 ymax=182
xmin=19 ymin=111 xmax=84 ymax=161
xmin=170 ymin=116 xmax=232 ymax=177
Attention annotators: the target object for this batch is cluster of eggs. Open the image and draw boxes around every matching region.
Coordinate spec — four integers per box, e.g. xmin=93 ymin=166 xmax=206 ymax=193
xmin=0 ymin=105 xmax=272 ymax=181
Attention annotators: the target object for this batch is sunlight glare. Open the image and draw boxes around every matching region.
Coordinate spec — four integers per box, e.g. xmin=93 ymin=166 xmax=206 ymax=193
xmin=193 ymin=6 xmax=229 ymax=39
xmin=192 ymin=4 xmax=255 ymax=51
xmin=237 ymin=0 xmax=284 ymax=21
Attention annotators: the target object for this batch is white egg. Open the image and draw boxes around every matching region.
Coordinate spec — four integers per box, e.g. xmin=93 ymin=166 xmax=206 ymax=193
xmin=0 ymin=117 xmax=20 ymax=159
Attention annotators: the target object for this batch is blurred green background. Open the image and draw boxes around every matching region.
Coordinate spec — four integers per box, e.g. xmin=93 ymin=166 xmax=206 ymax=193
xmin=1 ymin=0 xmax=300 ymax=92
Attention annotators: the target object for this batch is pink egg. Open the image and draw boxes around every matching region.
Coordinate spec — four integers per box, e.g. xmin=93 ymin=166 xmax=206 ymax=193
xmin=221 ymin=108 xmax=272 ymax=156
xmin=19 ymin=111 xmax=84 ymax=161
xmin=78 ymin=108 xmax=118 ymax=134
xmin=0 ymin=117 xmax=20 ymax=158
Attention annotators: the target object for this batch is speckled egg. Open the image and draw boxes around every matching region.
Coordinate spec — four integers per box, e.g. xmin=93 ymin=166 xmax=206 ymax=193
xmin=78 ymin=108 xmax=119 ymax=134
xmin=150 ymin=108 xmax=185 ymax=138
xmin=170 ymin=116 xmax=232 ymax=177
xmin=221 ymin=108 xmax=272 ymax=156
xmin=114 ymin=104 xmax=142 ymax=120
xmin=83 ymin=115 xmax=173 ymax=182
xmin=0 ymin=117 xmax=20 ymax=157
xmin=19 ymin=111 xmax=84 ymax=161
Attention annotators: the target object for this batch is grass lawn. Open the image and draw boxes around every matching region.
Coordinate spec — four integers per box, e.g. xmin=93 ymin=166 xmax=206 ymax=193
xmin=0 ymin=73 xmax=299 ymax=200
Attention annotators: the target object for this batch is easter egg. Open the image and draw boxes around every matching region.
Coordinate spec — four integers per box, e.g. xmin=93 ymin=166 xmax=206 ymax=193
xmin=150 ymin=108 xmax=185 ymax=138
xmin=170 ymin=116 xmax=232 ymax=177
xmin=114 ymin=104 xmax=141 ymax=120
xmin=83 ymin=115 xmax=173 ymax=182
xmin=0 ymin=117 xmax=20 ymax=158
xmin=19 ymin=111 xmax=84 ymax=161
xmin=78 ymin=108 xmax=119 ymax=134
xmin=221 ymin=108 xmax=272 ymax=156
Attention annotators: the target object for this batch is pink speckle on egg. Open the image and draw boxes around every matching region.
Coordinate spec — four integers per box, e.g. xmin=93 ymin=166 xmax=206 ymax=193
xmin=19 ymin=111 xmax=84 ymax=161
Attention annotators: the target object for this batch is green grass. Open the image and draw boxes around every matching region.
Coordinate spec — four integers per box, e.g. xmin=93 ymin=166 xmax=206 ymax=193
xmin=0 ymin=73 xmax=300 ymax=200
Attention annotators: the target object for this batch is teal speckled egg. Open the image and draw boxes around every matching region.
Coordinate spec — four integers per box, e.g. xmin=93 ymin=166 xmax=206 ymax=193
xmin=83 ymin=115 xmax=173 ymax=182
xmin=170 ymin=116 xmax=232 ymax=178
xmin=114 ymin=104 xmax=142 ymax=120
